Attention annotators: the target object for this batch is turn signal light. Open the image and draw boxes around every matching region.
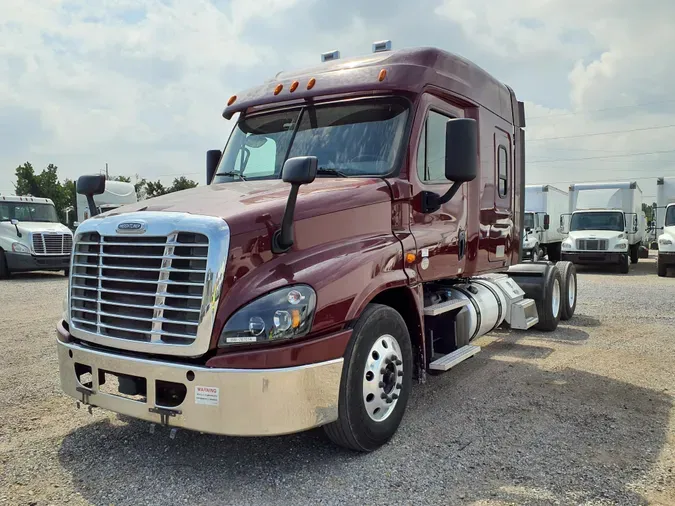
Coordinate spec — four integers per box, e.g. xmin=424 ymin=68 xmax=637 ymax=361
xmin=406 ymin=253 xmax=416 ymax=264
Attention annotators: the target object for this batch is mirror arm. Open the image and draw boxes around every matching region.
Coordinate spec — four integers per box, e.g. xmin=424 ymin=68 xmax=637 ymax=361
xmin=421 ymin=182 xmax=462 ymax=214
xmin=272 ymin=184 xmax=300 ymax=253
xmin=86 ymin=195 xmax=99 ymax=217
xmin=13 ymin=223 xmax=21 ymax=238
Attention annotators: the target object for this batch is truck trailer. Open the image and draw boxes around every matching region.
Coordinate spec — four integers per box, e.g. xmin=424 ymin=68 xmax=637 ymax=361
xmin=561 ymin=181 xmax=643 ymax=273
xmin=56 ymin=44 xmax=578 ymax=452
xmin=69 ymin=180 xmax=137 ymax=228
xmin=522 ymin=184 xmax=568 ymax=262
xmin=656 ymin=177 xmax=675 ymax=277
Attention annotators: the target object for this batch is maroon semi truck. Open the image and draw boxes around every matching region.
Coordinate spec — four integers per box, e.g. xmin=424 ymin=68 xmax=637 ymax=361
xmin=57 ymin=44 xmax=578 ymax=452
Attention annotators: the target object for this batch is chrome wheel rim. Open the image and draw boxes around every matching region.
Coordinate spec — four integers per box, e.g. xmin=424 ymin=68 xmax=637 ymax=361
xmin=568 ymin=274 xmax=576 ymax=308
xmin=552 ymin=278 xmax=561 ymax=317
xmin=362 ymin=334 xmax=403 ymax=422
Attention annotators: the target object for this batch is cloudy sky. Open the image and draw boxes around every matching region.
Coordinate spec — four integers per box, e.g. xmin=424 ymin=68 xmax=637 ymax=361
xmin=1 ymin=0 xmax=673 ymax=204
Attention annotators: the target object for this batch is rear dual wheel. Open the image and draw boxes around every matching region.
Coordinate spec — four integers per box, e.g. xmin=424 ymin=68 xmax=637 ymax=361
xmin=324 ymin=304 xmax=413 ymax=452
xmin=555 ymin=261 xmax=577 ymax=321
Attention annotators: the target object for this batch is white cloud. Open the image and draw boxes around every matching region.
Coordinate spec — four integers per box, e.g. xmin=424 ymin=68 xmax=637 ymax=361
xmin=1 ymin=0 xmax=674 ymax=203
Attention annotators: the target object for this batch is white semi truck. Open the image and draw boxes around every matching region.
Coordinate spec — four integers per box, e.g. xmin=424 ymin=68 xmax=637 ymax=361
xmin=656 ymin=177 xmax=675 ymax=277
xmin=0 ymin=195 xmax=73 ymax=278
xmin=561 ymin=181 xmax=643 ymax=274
xmin=66 ymin=180 xmax=137 ymax=229
xmin=522 ymin=184 xmax=568 ymax=262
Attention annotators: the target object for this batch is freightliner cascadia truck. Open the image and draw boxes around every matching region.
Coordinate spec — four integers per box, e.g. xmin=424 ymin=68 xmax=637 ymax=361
xmin=56 ymin=43 xmax=578 ymax=452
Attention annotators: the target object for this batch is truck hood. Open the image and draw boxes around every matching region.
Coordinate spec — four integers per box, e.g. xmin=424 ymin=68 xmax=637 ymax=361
xmin=567 ymin=230 xmax=625 ymax=240
xmin=1 ymin=221 xmax=71 ymax=235
xmin=100 ymin=178 xmax=393 ymax=235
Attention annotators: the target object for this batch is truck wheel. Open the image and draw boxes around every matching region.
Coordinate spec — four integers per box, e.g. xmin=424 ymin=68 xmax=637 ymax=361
xmin=63 ymin=268 xmax=70 ymax=277
xmin=0 ymin=251 xmax=8 ymax=280
xmin=630 ymin=245 xmax=639 ymax=264
xmin=323 ymin=303 xmax=413 ymax=452
xmin=619 ymin=254 xmax=629 ymax=274
xmin=533 ymin=266 xmax=562 ymax=331
xmin=658 ymin=258 xmax=667 ymax=277
xmin=548 ymin=243 xmax=561 ymax=263
xmin=555 ymin=261 xmax=577 ymax=321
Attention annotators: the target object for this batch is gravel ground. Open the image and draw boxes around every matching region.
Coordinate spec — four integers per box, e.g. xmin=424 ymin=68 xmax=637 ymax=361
xmin=0 ymin=256 xmax=674 ymax=506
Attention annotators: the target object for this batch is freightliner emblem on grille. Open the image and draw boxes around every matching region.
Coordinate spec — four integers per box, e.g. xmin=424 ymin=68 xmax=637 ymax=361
xmin=116 ymin=221 xmax=147 ymax=234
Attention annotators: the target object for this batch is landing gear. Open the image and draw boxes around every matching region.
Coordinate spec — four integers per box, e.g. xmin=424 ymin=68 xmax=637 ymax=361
xmin=324 ymin=304 xmax=413 ymax=452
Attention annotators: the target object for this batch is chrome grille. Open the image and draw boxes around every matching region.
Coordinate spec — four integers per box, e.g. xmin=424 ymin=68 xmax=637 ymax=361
xmin=32 ymin=233 xmax=73 ymax=255
xmin=70 ymin=231 xmax=209 ymax=345
xmin=576 ymin=239 xmax=608 ymax=251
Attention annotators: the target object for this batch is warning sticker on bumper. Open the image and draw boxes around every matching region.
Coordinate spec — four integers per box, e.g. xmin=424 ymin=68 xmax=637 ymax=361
xmin=195 ymin=386 xmax=219 ymax=406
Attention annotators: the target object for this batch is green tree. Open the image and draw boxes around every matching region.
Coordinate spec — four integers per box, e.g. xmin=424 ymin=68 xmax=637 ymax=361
xmin=13 ymin=162 xmax=72 ymax=222
xmin=169 ymin=176 xmax=199 ymax=192
xmin=144 ymin=180 xmax=168 ymax=199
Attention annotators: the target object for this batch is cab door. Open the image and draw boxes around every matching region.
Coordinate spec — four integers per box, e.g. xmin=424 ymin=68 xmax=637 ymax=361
xmin=408 ymin=94 xmax=468 ymax=281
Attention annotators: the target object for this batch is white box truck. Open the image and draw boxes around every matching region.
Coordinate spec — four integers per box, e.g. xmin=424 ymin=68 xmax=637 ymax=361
xmin=65 ymin=180 xmax=137 ymax=229
xmin=522 ymin=184 xmax=568 ymax=262
xmin=0 ymin=195 xmax=73 ymax=278
xmin=656 ymin=177 xmax=675 ymax=277
xmin=561 ymin=181 xmax=643 ymax=273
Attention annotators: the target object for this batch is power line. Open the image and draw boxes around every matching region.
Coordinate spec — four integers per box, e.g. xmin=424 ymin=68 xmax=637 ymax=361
xmin=528 ymin=123 xmax=675 ymax=142
xmin=526 ymin=99 xmax=675 ymax=121
xmin=528 ymin=148 xmax=675 ymax=164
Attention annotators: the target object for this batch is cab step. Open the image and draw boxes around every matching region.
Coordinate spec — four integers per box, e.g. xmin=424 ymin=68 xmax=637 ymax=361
xmin=428 ymin=344 xmax=481 ymax=372
xmin=509 ymin=298 xmax=539 ymax=330
xmin=423 ymin=298 xmax=469 ymax=316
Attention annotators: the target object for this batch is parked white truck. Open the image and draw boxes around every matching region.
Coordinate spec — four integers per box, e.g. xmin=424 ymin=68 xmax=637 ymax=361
xmin=522 ymin=184 xmax=568 ymax=262
xmin=0 ymin=195 xmax=73 ymax=278
xmin=66 ymin=180 xmax=137 ymax=229
xmin=561 ymin=181 xmax=643 ymax=274
xmin=656 ymin=177 xmax=675 ymax=277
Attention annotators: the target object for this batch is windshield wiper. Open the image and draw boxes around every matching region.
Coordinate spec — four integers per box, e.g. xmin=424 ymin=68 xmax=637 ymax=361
xmin=216 ymin=171 xmax=247 ymax=181
xmin=317 ymin=167 xmax=349 ymax=178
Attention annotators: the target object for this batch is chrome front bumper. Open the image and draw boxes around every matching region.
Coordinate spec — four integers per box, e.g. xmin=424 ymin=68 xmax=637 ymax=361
xmin=57 ymin=325 xmax=343 ymax=437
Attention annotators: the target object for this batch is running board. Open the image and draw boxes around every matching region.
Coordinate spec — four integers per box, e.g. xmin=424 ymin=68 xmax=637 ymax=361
xmin=429 ymin=345 xmax=481 ymax=372
xmin=424 ymin=298 xmax=469 ymax=316
xmin=509 ymin=298 xmax=539 ymax=330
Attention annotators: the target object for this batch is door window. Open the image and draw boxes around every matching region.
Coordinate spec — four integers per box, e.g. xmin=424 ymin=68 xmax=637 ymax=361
xmin=417 ymin=110 xmax=453 ymax=183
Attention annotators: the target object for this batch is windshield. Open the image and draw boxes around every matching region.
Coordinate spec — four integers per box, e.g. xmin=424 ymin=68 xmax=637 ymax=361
xmin=213 ymin=97 xmax=410 ymax=182
xmin=524 ymin=213 xmax=535 ymax=229
xmin=570 ymin=211 xmax=624 ymax=232
xmin=0 ymin=202 xmax=59 ymax=223
xmin=666 ymin=205 xmax=675 ymax=227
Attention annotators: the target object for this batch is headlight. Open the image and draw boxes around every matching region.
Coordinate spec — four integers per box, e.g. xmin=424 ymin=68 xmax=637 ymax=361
xmin=218 ymin=285 xmax=316 ymax=347
xmin=562 ymin=242 xmax=572 ymax=250
xmin=11 ymin=242 xmax=30 ymax=254
xmin=614 ymin=242 xmax=628 ymax=250
xmin=659 ymin=238 xmax=673 ymax=246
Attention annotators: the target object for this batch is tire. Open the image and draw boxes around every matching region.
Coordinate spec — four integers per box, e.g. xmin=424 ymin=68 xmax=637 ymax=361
xmin=555 ymin=261 xmax=577 ymax=321
xmin=533 ymin=266 xmax=563 ymax=332
xmin=630 ymin=245 xmax=639 ymax=264
xmin=619 ymin=254 xmax=629 ymax=274
xmin=0 ymin=250 xmax=9 ymax=280
xmin=323 ymin=303 xmax=413 ymax=452
xmin=658 ymin=258 xmax=667 ymax=277
xmin=548 ymin=243 xmax=561 ymax=263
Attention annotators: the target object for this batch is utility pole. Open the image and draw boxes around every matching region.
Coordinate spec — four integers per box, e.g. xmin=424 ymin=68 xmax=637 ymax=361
xmin=105 ymin=162 xmax=109 ymax=180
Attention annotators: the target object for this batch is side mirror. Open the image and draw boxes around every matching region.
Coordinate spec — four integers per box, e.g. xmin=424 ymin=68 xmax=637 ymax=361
xmin=445 ymin=118 xmax=478 ymax=182
xmin=543 ymin=214 xmax=550 ymax=230
xmin=272 ymin=156 xmax=318 ymax=253
xmin=281 ymin=156 xmax=318 ymax=185
xmin=10 ymin=218 xmax=21 ymax=237
xmin=73 ymin=221 xmax=80 ymax=228
xmin=421 ymin=118 xmax=477 ymax=213
xmin=206 ymin=149 xmax=222 ymax=185
xmin=76 ymin=174 xmax=106 ymax=218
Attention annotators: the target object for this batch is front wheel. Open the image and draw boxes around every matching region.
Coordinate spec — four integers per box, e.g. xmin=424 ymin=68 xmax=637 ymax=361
xmin=630 ymin=245 xmax=639 ymax=264
xmin=0 ymin=251 xmax=9 ymax=280
xmin=324 ymin=303 xmax=413 ymax=452
xmin=658 ymin=258 xmax=668 ymax=277
xmin=619 ymin=254 xmax=630 ymax=274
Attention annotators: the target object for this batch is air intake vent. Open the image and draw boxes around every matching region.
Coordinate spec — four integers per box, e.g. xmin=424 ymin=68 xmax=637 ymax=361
xmin=321 ymin=50 xmax=340 ymax=62
xmin=372 ymin=40 xmax=392 ymax=53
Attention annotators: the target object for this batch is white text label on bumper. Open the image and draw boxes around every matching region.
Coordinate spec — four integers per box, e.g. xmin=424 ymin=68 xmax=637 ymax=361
xmin=195 ymin=386 xmax=219 ymax=406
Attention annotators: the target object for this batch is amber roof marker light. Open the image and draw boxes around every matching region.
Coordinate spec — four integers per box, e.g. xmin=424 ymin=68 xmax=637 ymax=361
xmin=290 ymin=81 xmax=299 ymax=92
xmin=227 ymin=95 xmax=237 ymax=106
xmin=378 ymin=69 xmax=387 ymax=82
xmin=274 ymin=84 xmax=283 ymax=95
xmin=307 ymin=78 xmax=316 ymax=90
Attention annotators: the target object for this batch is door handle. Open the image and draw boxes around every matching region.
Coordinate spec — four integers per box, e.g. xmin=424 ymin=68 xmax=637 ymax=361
xmin=458 ymin=229 xmax=466 ymax=261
